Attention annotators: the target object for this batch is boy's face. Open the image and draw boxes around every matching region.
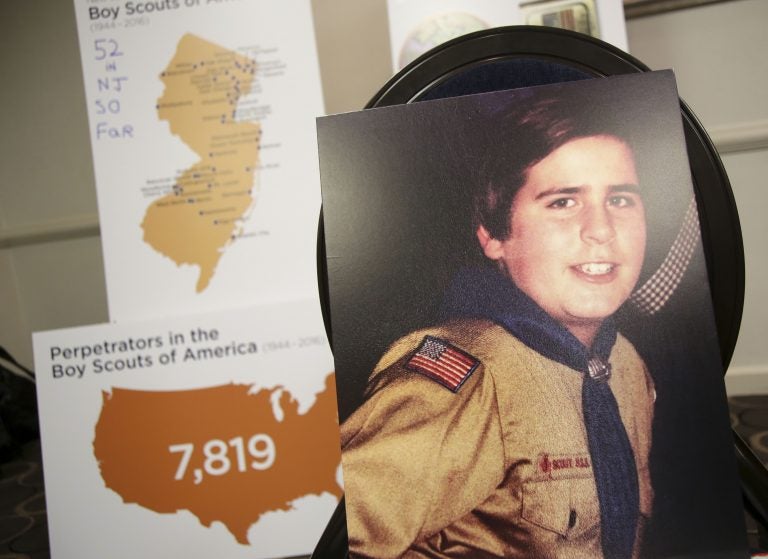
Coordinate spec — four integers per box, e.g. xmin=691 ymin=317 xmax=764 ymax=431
xmin=479 ymin=134 xmax=646 ymax=344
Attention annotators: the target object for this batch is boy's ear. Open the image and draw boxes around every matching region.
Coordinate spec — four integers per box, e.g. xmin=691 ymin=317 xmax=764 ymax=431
xmin=476 ymin=225 xmax=505 ymax=260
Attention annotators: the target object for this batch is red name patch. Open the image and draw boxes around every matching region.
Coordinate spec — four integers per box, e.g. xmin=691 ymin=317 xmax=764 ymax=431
xmin=536 ymin=452 xmax=592 ymax=480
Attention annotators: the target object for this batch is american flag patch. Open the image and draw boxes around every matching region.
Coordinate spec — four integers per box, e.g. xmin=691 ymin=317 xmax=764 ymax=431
xmin=405 ymin=336 xmax=479 ymax=392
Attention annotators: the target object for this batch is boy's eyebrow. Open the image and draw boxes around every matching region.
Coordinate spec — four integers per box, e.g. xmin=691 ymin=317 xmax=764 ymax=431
xmin=534 ymin=184 xmax=641 ymax=200
xmin=534 ymin=186 xmax=580 ymax=200
xmin=610 ymin=184 xmax=641 ymax=194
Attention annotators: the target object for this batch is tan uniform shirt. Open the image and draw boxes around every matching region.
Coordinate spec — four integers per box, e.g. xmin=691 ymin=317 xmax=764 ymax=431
xmin=340 ymin=319 xmax=654 ymax=559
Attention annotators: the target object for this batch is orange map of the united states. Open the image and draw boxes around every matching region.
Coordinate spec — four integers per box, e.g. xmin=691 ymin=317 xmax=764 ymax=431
xmin=92 ymin=373 xmax=342 ymax=544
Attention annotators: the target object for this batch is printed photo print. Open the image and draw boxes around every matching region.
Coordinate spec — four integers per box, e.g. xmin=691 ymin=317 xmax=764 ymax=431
xmin=317 ymin=71 xmax=748 ymax=559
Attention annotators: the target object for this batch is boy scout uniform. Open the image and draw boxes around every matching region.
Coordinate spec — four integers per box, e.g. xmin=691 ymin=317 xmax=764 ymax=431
xmin=340 ymin=319 xmax=654 ymax=559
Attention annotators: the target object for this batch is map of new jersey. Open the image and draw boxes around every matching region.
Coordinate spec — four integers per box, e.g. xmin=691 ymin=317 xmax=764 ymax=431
xmin=92 ymin=373 xmax=342 ymax=545
xmin=142 ymin=34 xmax=261 ymax=292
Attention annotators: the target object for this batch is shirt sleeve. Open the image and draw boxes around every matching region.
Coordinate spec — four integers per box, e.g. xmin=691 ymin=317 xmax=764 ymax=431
xmin=340 ymin=348 xmax=506 ymax=559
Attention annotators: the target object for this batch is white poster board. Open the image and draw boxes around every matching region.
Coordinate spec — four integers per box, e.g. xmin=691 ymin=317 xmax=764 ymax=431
xmin=33 ymin=300 xmax=340 ymax=559
xmin=72 ymin=0 xmax=325 ymax=321
xmin=387 ymin=0 xmax=628 ymax=71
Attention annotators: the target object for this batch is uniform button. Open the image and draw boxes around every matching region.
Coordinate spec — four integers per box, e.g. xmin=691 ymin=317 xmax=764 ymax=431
xmin=568 ymin=509 xmax=577 ymax=529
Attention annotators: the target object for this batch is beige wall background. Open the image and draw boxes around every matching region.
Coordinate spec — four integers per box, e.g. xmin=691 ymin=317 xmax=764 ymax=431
xmin=1 ymin=0 xmax=766 ymax=393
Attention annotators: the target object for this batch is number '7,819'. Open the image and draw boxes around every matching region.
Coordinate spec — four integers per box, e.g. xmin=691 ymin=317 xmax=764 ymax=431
xmin=169 ymin=434 xmax=276 ymax=483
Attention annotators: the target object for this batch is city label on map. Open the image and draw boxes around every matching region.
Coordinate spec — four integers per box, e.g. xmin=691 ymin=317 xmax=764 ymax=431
xmin=142 ymin=33 xmax=261 ymax=292
xmin=93 ymin=372 xmax=342 ymax=545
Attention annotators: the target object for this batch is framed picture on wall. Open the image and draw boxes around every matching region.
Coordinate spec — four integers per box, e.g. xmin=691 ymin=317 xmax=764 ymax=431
xmin=623 ymin=0 xmax=738 ymax=19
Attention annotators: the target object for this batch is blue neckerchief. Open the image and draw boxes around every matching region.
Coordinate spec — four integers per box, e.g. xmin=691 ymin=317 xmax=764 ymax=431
xmin=441 ymin=266 xmax=640 ymax=559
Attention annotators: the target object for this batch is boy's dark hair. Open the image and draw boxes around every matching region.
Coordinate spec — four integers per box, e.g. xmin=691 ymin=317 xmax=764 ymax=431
xmin=473 ymin=91 xmax=638 ymax=240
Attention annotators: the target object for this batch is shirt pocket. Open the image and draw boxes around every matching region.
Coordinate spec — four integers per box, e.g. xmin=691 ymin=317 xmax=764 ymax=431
xmin=521 ymin=478 xmax=599 ymax=539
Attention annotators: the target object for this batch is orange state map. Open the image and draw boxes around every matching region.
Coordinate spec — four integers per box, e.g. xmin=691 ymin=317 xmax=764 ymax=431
xmin=92 ymin=373 xmax=342 ymax=545
xmin=142 ymin=33 xmax=261 ymax=292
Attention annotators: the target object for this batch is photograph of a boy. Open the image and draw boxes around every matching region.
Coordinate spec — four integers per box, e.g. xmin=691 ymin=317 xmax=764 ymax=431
xmin=318 ymin=71 xmax=747 ymax=559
